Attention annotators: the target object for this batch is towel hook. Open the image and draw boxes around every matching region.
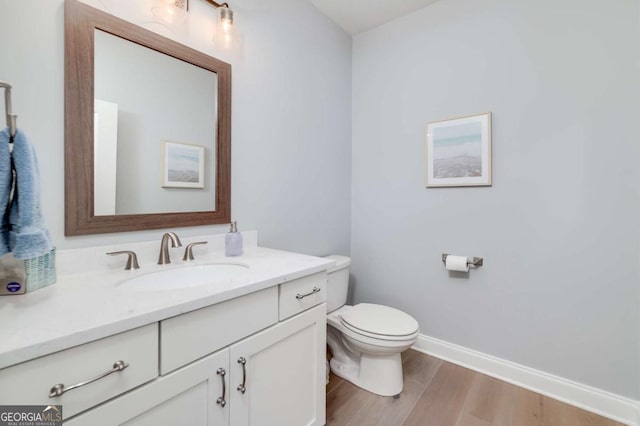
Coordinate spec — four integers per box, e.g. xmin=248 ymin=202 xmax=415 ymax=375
xmin=0 ymin=81 xmax=17 ymax=139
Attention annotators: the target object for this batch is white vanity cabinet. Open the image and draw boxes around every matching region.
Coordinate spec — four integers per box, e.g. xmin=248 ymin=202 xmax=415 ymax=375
xmin=63 ymin=271 xmax=327 ymax=425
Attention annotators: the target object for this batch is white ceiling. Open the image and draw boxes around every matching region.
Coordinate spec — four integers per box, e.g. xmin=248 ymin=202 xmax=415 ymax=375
xmin=309 ymin=0 xmax=440 ymax=35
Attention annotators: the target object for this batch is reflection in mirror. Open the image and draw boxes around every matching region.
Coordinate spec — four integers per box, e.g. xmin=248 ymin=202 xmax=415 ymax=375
xmin=94 ymin=29 xmax=217 ymax=215
xmin=64 ymin=0 xmax=231 ymax=235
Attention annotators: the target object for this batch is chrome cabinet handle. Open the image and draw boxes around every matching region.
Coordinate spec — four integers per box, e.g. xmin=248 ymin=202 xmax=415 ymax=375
xmin=49 ymin=360 xmax=129 ymax=398
xmin=216 ymin=368 xmax=227 ymax=407
xmin=237 ymin=357 xmax=247 ymax=394
xmin=296 ymin=287 xmax=321 ymax=300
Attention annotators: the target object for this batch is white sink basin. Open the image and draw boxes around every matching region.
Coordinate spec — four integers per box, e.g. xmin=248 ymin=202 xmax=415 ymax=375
xmin=121 ymin=263 xmax=250 ymax=291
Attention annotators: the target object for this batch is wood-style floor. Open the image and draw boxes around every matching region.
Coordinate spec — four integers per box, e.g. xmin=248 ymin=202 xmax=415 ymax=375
xmin=326 ymin=350 xmax=624 ymax=426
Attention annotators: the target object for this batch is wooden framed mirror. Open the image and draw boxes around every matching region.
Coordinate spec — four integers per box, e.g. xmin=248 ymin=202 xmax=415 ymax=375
xmin=64 ymin=0 xmax=231 ymax=236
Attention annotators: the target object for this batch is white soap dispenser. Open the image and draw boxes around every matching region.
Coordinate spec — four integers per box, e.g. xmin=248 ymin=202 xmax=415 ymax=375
xmin=225 ymin=221 xmax=243 ymax=257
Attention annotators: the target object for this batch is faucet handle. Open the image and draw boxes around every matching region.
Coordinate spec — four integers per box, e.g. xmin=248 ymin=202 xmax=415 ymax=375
xmin=183 ymin=241 xmax=208 ymax=261
xmin=107 ymin=251 xmax=140 ymax=270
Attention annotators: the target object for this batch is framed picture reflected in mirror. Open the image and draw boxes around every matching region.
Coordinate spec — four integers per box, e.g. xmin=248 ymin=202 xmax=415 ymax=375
xmin=162 ymin=141 xmax=206 ymax=189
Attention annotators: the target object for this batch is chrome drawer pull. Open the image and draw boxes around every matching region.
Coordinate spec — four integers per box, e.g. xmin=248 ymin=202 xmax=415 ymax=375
xmin=49 ymin=360 xmax=129 ymax=398
xmin=237 ymin=357 xmax=247 ymax=394
xmin=296 ymin=287 xmax=321 ymax=300
xmin=216 ymin=368 xmax=227 ymax=407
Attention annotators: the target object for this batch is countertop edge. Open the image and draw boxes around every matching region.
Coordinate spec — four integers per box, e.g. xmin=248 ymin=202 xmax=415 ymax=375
xmin=0 ymin=251 xmax=334 ymax=370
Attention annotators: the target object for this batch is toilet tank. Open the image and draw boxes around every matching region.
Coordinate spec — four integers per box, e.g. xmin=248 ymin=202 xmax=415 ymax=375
xmin=325 ymin=255 xmax=351 ymax=313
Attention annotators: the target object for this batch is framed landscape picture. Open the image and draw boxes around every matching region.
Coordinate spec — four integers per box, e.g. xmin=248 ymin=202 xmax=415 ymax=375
xmin=161 ymin=141 xmax=205 ymax=189
xmin=425 ymin=112 xmax=492 ymax=187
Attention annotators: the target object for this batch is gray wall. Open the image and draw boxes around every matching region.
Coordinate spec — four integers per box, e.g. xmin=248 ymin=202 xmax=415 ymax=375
xmin=0 ymin=0 xmax=352 ymax=256
xmin=351 ymin=0 xmax=640 ymax=399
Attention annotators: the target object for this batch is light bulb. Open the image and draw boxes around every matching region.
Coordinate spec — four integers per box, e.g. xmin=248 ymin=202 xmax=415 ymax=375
xmin=151 ymin=0 xmax=188 ymax=25
xmin=212 ymin=4 xmax=240 ymax=50
xmin=220 ymin=6 xmax=233 ymax=32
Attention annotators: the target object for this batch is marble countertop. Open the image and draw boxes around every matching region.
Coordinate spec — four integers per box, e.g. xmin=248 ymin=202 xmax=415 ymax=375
xmin=0 ymin=235 xmax=335 ymax=370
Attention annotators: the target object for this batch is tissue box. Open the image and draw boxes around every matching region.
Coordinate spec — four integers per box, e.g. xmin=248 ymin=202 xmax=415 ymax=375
xmin=0 ymin=248 xmax=56 ymax=295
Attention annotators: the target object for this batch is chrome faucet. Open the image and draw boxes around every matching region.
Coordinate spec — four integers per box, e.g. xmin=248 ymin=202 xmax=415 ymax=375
xmin=158 ymin=232 xmax=182 ymax=265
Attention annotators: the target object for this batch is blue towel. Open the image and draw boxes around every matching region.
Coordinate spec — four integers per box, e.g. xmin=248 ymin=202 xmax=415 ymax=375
xmin=0 ymin=129 xmax=11 ymax=256
xmin=8 ymin=129 xmax=53 ymax=259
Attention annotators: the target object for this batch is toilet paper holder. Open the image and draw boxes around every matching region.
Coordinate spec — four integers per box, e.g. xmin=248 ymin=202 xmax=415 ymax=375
xmin=441 ymin=253 xmax=483 ymax=267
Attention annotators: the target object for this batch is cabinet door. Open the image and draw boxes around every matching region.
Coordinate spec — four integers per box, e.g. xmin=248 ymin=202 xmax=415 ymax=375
xmin=65 ymin=349 xmax=230 ymax=426
xmin=229 ymin=304 xmax=326 ymax=426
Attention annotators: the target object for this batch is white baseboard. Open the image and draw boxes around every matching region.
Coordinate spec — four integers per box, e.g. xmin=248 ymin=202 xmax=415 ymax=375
xmin=412 ymin=334 xmax=639 ymax=426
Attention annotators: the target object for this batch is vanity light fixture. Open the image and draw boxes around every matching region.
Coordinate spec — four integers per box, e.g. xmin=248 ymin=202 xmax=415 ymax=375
xmin=151 ymin=0 xmax=189 ymax=24
xmin=202 ymin=0 xmax=236 ymax=49
xmin=151 ymin=0 xmax=237 ymax=47
xmin=202 ymin=0 xmax=234 ymax=32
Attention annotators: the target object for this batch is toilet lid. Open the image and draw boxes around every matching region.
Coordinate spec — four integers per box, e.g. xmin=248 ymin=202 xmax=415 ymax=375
xmin=339 ymin=303 xmax=419 ymax=337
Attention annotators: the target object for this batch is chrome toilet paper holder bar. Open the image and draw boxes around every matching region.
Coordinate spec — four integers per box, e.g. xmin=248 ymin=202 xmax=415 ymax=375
xmin=441 ymin=253 xmax=483 ymax=267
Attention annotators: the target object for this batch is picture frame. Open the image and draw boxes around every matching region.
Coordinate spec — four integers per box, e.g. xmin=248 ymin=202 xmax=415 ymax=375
xmin=161 ymin=141 xmax=205 ymax=189
xmin=425 ymin=112 xmax=492 ymax=187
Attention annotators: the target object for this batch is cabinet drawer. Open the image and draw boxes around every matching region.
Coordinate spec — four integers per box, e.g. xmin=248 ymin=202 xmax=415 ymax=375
xmin=279 ymin=272 xmax=327 ymax=320
xmin=160 ymin=286 xmax=278 ymax=374
xmin=0 ymin=324 xmax=158 ymax=419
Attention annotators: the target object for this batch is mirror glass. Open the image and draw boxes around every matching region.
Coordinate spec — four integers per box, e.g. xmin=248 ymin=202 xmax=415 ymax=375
xmin=65 ymin=0 xmax=231 ymax=236
xmin=94 ymin=29 xmax=217 ymax=215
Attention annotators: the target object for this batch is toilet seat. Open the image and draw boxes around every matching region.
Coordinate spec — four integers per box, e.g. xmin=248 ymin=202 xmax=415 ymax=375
xmin=339 ymin=303 xmax=419 ymax=341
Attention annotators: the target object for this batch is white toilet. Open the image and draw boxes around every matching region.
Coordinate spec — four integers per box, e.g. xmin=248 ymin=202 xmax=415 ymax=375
xmin=325 ymin=255 xmax=419 ymax=396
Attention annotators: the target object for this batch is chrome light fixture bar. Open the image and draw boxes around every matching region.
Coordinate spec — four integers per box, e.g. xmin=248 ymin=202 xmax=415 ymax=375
xmin=153 ymin=0 xmax=233 ymax=24
xmin=152 ymin=0 xmax=235 ymax=45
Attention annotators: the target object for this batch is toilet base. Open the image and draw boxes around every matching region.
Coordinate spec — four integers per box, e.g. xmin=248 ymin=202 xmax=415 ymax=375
xmin=329 ymin=352 xmax=403 ymax=397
